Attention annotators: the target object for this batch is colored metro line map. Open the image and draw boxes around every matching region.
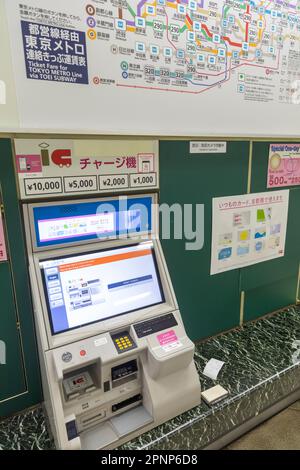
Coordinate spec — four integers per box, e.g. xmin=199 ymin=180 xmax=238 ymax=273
xmin=4 ymin=0 xmax=300 ymax=134
xmin=89 ymin=0 xmax=300 ymax=101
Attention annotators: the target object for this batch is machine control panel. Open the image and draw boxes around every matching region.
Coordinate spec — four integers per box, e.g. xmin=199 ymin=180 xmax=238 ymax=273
xmin=111 ymin=331 xmax=137 ymax=354
xmin=133 ymin=313 xmax=178 ymax=338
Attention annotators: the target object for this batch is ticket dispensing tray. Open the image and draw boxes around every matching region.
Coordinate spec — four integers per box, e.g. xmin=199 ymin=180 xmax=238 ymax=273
xmin=80 ymin=406 xmax=153 ymax=450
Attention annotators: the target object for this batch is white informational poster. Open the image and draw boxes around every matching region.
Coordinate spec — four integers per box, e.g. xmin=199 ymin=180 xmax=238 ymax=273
xmin=2 ymin=0 xmax=300 ymax=136
xmin=14 ymin=138 xmax=159 ymax=199
xmin=210 ymin=190 xmax=290 ymax=275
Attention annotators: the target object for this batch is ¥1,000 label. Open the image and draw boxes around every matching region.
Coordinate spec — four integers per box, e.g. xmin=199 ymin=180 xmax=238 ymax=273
xmin=130 ymin=173 xmax=157 ymax=188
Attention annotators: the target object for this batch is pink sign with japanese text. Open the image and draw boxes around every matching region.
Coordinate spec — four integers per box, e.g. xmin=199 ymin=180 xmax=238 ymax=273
xmin=157 ymin=330 xmax=178 ymax=346
xmin=268 ymin=144 xmax=300 ymax=188
xmin=0 ymin=213 xmax=8 ymax=262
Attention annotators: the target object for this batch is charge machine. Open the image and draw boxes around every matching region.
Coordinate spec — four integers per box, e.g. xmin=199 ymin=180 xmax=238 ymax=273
xmin=23 ymin=193 xmax=201 ymax=450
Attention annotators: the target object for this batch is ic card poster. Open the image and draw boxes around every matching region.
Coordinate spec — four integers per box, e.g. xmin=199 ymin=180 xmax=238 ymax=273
xmin=210 ymin=190 xmax=289 ymax=275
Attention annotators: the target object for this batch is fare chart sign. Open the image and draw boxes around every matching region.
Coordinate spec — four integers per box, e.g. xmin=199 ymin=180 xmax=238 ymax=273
xmin=210 ymin=190 xmax=290 ymax=275
xmin=5 ymin=0 xmax=300 ymax=137
xmin=14 ymin=139 xmax=159 ymax=199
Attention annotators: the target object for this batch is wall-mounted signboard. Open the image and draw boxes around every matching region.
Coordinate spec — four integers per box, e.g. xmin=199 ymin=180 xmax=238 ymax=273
xmin=2 ymin=0 xmax=300 ymax=137
xmin=267 ymin=144 xmax=300 ymax=188
xmin=14 ymin=139 xmax=159 ymax=199
xmin=211 ymin=190 xmax=290 ymax=275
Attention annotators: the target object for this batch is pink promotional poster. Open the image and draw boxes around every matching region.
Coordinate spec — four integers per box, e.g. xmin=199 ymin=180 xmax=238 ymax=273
xmin=0 ymin=212 xmax=8 ymax=262
xmin=268 ymin=144 xmax=300 ymax=188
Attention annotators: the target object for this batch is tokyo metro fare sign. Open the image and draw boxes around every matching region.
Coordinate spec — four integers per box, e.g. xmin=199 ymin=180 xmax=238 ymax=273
xmin=14 ymin=139 xmax=159 ymax=199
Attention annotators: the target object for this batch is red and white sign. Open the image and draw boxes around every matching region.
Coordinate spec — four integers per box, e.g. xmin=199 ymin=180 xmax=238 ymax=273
xmin=14 ymin=139 xmax=159 ymax=199
xmin=0 ymin=212 xmax=8 ymax=262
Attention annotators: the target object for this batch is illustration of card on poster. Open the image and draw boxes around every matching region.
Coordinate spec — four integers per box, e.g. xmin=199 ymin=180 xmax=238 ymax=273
xmin=268 ymin=144 xmax=300 ymax=188
xmin=210 ymin=190 xmax=290 ymax=275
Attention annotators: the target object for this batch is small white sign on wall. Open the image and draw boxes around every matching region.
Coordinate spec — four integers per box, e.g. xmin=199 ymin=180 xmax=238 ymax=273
xmin=190 ymin=142 xmax=227 ymax=154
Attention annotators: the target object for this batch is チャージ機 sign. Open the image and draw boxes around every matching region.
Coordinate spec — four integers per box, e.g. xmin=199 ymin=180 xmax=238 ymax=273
xmin=14 ymin=139 xmax=159 ymax=199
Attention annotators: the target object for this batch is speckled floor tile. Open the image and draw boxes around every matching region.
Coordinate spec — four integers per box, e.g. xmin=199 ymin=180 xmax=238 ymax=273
xmin=0 ymin=407 xmax=54 ymax=450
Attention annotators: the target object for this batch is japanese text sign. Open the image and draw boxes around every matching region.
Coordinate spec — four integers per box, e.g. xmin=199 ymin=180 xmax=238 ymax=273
xmin=211 ymin=190 xmax=289 ymax=275
xmin=14 ymin=139 xmax=159 ymax=199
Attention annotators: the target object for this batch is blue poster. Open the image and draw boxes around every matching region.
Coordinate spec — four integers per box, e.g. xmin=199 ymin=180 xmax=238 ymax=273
xmin=21 ymin=20 xmax=88 ymax=84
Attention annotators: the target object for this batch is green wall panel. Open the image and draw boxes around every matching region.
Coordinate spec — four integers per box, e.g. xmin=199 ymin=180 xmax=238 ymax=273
xmin=242 ymin=142 xmax=300 ymax=322
xmin=243 ymin=276 xmax=298 ymax=323
xmin=0 ymin=263 xmax=26 ymax=400
xmin=0 ymin=139 xmax=42 ymax=417
xmin=241 ymin=256 xmax=299 ymax=291
xmin=159 ymin=140 xmax=249 ymax=341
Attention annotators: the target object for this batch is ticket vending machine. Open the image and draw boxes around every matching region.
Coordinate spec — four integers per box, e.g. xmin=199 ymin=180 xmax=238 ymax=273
xmin=23 ymin=194 xmax=200 ymax=450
